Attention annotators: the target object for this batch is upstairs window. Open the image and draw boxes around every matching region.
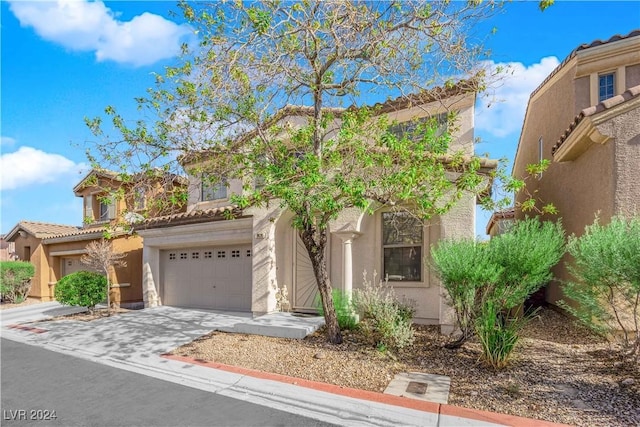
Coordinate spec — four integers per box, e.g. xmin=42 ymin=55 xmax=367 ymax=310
xmin=201 ymin=176 xmax=227 ymax=201
xmin=388 ymin=113 xmax=449 ymax=144
xmin=382 ymin=211 xmax=423 ymax=282
xmin=598 ymin=73 xmax=615 ymax=102
xmin=98 ymin=198 xmax=115 ymax=221
xmin=134 ymin=188 xmax=146 ymax=211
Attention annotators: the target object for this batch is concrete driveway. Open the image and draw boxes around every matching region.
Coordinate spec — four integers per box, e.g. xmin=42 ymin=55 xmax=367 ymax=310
xmin=1 ymin=303 xmax=322 ymax=360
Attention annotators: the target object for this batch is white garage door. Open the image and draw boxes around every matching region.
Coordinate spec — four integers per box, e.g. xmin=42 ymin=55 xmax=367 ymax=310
xmin=161 ymin=245 xmax=252 ymax=311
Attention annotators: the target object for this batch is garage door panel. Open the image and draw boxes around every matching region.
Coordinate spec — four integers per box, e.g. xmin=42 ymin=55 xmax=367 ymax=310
xmin=161 ymin=245 xmax=252 ymax=311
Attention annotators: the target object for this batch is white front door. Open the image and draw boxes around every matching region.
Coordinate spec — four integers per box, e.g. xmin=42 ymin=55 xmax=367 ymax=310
xmin=293 ymin=235 xmax=321 ymax=312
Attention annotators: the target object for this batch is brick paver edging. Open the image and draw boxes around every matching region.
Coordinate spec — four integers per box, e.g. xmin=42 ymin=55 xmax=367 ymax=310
xmin=162 ymin=354 xmax=569 ymax=427
xmin=7 ymin=324 xmax=48 ymax=334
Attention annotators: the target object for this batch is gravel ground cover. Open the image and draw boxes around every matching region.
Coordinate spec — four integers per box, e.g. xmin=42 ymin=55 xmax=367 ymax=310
xmin=171 ymin=308 xmax=639 ymax=426
xmin=0 ymin=297 xmax=45 ymax=310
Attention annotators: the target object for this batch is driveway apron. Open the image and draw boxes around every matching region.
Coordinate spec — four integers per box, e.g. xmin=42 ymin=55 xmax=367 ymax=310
xmin=3 ymin=305 xmax=252 ymax=361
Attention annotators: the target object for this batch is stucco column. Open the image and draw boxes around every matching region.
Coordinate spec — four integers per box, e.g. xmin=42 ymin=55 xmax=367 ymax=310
xmin=142 ymin=246 xmax=161 ymax=308
xmin=334 ymin=231 xmax=362 ymax=300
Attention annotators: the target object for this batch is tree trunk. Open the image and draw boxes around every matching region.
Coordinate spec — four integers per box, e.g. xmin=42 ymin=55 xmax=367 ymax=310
xmin=106 ymin=277 xmax=112 ymax=316
xmin=300 ymin=226 xmax=343 ymax=344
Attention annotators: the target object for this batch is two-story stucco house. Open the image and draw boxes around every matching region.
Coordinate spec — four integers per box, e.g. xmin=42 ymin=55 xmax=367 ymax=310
xmin=135 ymin=83 xmax=497 ymax=330
xmin=5 ymin=169 xmax=186 ymax=307
xmin=512 ymin=30 xmax=640 ymax=305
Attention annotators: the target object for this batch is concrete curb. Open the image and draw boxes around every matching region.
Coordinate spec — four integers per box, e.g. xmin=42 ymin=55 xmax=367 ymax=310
xmin=163 ymin=354 xmax=571 ymax=427
xmin=1 ymin=305 xmax=571 ymax=427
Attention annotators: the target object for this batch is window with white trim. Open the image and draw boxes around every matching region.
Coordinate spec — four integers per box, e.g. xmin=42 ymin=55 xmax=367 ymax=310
xmin=598 ymin=73 xmax=615 ymax=102
xmin=382 ymin=211 xmax=422 ymax=282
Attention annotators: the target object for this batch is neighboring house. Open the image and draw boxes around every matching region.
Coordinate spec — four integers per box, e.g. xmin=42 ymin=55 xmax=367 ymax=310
xmin=512 ymin=30 xmax=640 ymax=305
xmin=0 ymin=235 xmax=17 ymax=261
xmin=485 ymin=208 xmax=515 ymax=238
xmin=5 ymin=169 xmax=186 ymax=307
xmin=136 ymin=83 xmax=497 ymax=331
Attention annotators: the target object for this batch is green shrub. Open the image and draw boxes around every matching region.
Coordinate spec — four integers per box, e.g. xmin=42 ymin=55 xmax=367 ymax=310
xmin=486 ymin=218 xmax=565 ymax=310
xmin=431 ymin=239 xmax=502 ymax=347
xmin=430 ymin=217 xmax=565 ymax=367
xmin=353 ymin=270 xmax=416 ymax=351
xmin=54 ymin=271 xmax=107 ymax=312
xmin=315 ymin=288 xmax=358 ymax=330
xmin=560 ymin=215 xmax=640 ymax=358
xmin=476 ymin=298 xmax=534 ymax=369
xmin=0 ymin=261 xmax=35 ymax=303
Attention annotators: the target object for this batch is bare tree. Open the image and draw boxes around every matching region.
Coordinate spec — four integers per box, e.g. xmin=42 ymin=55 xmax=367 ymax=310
xmin=81 ymin=239 xmax=127 ymax=315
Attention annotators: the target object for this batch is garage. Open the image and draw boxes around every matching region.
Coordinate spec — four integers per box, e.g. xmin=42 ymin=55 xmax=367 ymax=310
xmin=161 ymin=245 xmax=252 ymax=311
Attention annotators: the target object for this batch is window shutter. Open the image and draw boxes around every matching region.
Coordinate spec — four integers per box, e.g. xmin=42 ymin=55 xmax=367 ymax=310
xmin=108 ymin=197 xmax=117 ymax=219
xmin=85 ymin=195 xmax=93 ymax=219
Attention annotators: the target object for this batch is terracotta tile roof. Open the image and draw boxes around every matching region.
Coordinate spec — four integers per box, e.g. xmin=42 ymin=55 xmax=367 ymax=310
xmin=530 ymin=30 xmax=640 ymax=100
xmin=134 ymin=206 xmax=242 ymax=230
xmin=5 ymin=221 xmax=80 ymax=240
xmin=73 ymin=168 xmax=188 ymax=194
xmin=573 ymin=29 xmax=640 ymax=53
xmin=552 ymin=84 xmax=640 ymax=155
xmin=485 ymin=208 xmax=515 ymax=235
xmin=181 ymin=78 xmax=479 ymax=166
xmin=42 ymin=227 xmax=108 ymax=242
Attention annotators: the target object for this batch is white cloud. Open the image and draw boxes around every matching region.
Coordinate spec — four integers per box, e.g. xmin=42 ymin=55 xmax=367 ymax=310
xmin=8 ymin=0 xmax=193 ymax=67
xmin=1 ymin=136 xmax=17 ymax=147
xmin=0 ymin=146 xmax=87 ymax=191
xmin=475 ymin=57 xmax=561 ymax=138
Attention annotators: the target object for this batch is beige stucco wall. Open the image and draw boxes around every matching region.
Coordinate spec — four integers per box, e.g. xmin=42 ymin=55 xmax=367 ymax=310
xmin=514 ymin=62 xmax=619 ymax=304
xmin=514 ymin=36 xmax=640 ymax=306
xmin=11 ymin=234 xmax=49 ymax=300
xmin=513 ymin=61 xmax=579 ymax=200
xmin=610 ymin=104 xmax=640 ymax=217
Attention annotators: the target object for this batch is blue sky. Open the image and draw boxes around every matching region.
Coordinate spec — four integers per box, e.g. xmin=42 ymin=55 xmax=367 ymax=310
xmin=1 ymin=1 xmax=639 ymax=237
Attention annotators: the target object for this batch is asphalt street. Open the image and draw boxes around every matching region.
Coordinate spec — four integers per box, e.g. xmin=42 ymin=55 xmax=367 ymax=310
xmin=1 ymin=339 xmax=337 ymax=427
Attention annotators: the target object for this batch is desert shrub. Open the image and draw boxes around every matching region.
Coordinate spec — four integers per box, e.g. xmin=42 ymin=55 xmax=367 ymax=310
xmin=315 ymin=288 xmax=358 ymax=330
xmin=486 ymin=218 xmax=566 ymax=310
xmin=353 ymin=270 xmax=416 ymax=351
xmin=476 ymin=298 xmax=531 ymax=369
xmin=560 ymin=215 xmax=640 ymax=358
xmin=477 ymin=218 xmax=564 ymax=367
xmin=54 ymin=271 xmax=107 ymax=312
xmin=430 ymin=218 xmax=565 ymax=367
xmin=430 ymin=240 xmax=502 ymax=347
xmin=0 ymin=261 xmax=35 ymax=303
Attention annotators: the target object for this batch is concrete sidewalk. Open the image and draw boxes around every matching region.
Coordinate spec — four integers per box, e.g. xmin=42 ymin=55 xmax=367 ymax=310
xmin=1 ymin=303 xmax=566 ymax=427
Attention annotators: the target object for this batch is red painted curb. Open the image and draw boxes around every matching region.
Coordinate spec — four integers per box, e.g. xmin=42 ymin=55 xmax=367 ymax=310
xmin=7 ymin=324 xmax=48 ymax=334
xmin=162 ymin=353 xmax=569 ymax=426
xmin=440 ymin=404 xmax=572 ymax=427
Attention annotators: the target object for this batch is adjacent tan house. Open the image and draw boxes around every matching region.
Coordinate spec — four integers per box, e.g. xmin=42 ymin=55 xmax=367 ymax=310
xmin=5 ymin=169 xmax=186 ymax=308
xmin=512 ymin=30 xmax=640 ymax=305
xmin=136 ymin=83 xmax=497 ymax=330
xmin=0 ymin=235 xmax=17 ymax=261
xmin=485 ymin=208 xmax=515 ymax=238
